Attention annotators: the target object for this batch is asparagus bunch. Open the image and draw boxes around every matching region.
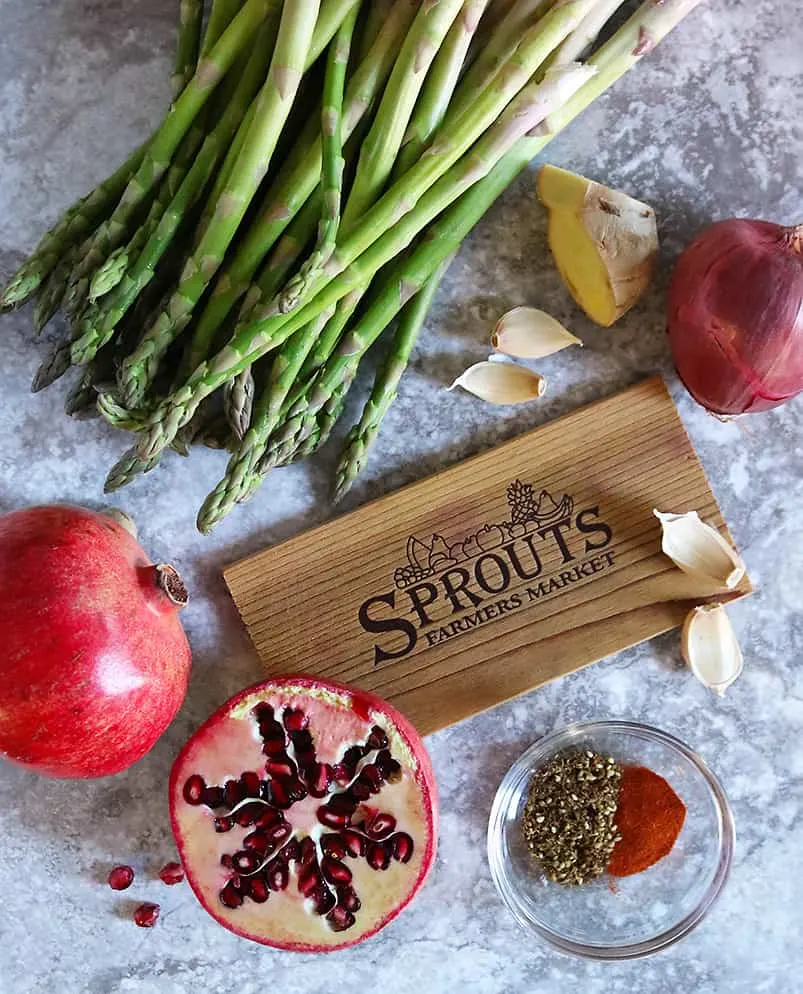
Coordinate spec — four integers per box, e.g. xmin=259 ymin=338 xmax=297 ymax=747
xmin=1 ymin=0 xmax=709 ymax=533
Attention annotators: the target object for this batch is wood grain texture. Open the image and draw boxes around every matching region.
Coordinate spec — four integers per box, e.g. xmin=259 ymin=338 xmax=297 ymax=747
xmin=225 ymin=378 xmax=751 ymax=735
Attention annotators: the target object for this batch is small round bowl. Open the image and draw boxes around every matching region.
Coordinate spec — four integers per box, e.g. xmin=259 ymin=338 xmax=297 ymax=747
xmin=487 ymin=720 xmax=734 ymax=960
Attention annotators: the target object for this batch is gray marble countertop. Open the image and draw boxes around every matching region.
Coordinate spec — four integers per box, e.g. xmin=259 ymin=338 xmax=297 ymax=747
xmin=1 ymin=2 xmax=801 ymax=992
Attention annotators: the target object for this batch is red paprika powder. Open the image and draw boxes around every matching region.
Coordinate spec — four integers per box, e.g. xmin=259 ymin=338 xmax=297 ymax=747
xmin=607 ymin=765 xmax=686 ymax=877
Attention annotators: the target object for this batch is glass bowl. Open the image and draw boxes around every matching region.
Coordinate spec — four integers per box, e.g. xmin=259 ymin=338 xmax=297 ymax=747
xmin=487 ymin=720 xmax=734 ymax=960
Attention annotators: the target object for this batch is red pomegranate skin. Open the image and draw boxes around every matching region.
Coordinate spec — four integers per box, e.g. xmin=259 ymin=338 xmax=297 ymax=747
xmin=0 ymin=505 xmax=191 ymax=778
xmin=668 ymin=219 xmax=803 ymax=414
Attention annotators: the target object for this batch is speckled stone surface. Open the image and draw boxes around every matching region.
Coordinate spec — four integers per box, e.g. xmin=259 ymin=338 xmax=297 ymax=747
xmin=1 ymin=2 xmax=802 ymax=992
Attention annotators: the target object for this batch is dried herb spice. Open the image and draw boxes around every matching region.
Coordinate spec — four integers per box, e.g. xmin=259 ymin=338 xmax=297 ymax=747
xmin=521 ymin=749 xmax=622 ymax=886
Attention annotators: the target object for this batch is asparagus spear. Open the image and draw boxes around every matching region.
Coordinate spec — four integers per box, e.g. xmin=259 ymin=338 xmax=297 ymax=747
xmin=333 ymin=255 xmax=452 ymax=500
xmin=64 ymin=0 xmax=273 ymax=297
xmin=112 ymin=2 xmax=326 ymax=402
xmin=181 ymin=0 xmax=419 ymax=374
xmin=201 ymin=0 xmax=247 ymax=56
xmin=279 ymin=6 xmax=359 ymax=307
xmin=173 ymin=0 xmax=205 ymax=99
xmin=357 ymin=0 xmax=397 ymax=63
xmin=0 ymin=143 xmax=146 ymax=310
xmin=71 ymin=15 xmax=281 ymax=371
xmin=339 ymin=0 xmax=465 ymax=235
xmin=106 ymin=0 xmax=709 ymax=494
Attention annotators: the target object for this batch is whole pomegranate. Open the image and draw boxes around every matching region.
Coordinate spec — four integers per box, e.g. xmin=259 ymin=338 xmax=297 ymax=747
xmin=0 ymin=505 xmax=191 ymax=778
xmin=170 ymin=677 xmax=438 ymax=951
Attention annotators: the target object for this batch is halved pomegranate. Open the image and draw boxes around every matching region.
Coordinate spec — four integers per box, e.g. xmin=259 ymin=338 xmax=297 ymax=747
xmin=169 ymin=677 xmax=438 ymax=952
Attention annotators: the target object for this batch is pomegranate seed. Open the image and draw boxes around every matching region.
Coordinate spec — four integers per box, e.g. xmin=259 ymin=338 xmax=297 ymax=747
xmin=214 ymin=816 xmax=234 ymax=833
xmin=327 ymin=906 xmax=356 ymax=932
xmin=133 ymin=902 xmax=160 ymax=928
xmin=252 ymin=702 xmax=274 ymax=720
xmin=183 ymin=774 xmax=205 ymax=805
xmin=219 ymin=882 xmax=243 ymax=908
xmin=342 ymin=745 xmax=364 ymax=769
xmin=305 ymin=762 xmax=333 ymax=797
xmin=230 ymin=874 xmax=245 ymax=891
xmin=108 ymin=865 xmax=134 ymax=890
xmin=266 ymin=821 xmax=292 ymax=845
xmin=243 ymin=831 xmax=271 ymax=853
xmin=282 ymin=708 xmax=308 ymax=732
xmin=240 ymin=771 xmax=261 ymax=797
xmin=366 ymin=841 xmax=391 ymax=871
xmin=349 ymin=778 xmax=371 ymax=801
xmin=366 ymin=813 xmax=396 ymax=840
xmin=224 ymin=779 xmax=243 ymax=808
xmin=220 ymin=854 xmax=234 ymax=870
xmin=202 ymin=785 xmax=226 ymax=808
xmin=269 ymin=779 xmax=290 ymax=809
xmin=337 ymin=885 xmax=361 ymax=913
xmin=234 ymin=802 xmax=264 ymax=827
xmin=320 ymin=834 xmax=348 ymax=859
xmin=366 ymin=726 xmax=389 ymax=751
xmin=360 ymin=764 xmax=383 ymax=792
xmin=331 ymin=762 xmax=352 ymax=785
xmin=281 ymin=838 xmax=301 ymax=863
xmin=298 ymin=864 xmax=323 ymax=897
xmin=254 ymin=808 xmax=283 ymax=830
xmin=158 ymin=861 xmax=184 ymax=885
xmin=391 ymin=832 xmax=414 ymax=863
xmin=376 ymin=751 xmax=402 ymax=784
xmin=248 ymin=876 xmax=270 ymax=903
xmin=285 ymin=777 xmax=308 ymax=803
xmin=290 ymin=728 xmax=314 ymax=752
xmin=317 ymin=805 xmax=351 ymax=829
xmin=341 ymin=829 xmax=366 ymax=857
xmin=327 ymin=792 xmax=357 ymax=815
xmin=259 ymin=720 xmax=287 ymax=755
xmin=232 ymin=851 xmax=259 ymax=873
xmin=265 ymin=757 xmax=296 ymax=779
xmin=299 ymin=837 xmax=316 ymax=865
xmin=266 ymin=860 xmax=289 ymax=892
xmin=310 ymin=884 xmax=336 ymax=915
xmin=321 ymin=856 xmax=352 ymax=884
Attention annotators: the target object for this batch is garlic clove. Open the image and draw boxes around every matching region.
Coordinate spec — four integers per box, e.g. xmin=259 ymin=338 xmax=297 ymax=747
xmin=448 ymin=360 xmax=546 ymax=405
xmin=491 ymin=307 xmax=582 ymax=359
xmin=681 ymin=603 xmax=744 ymax=695
xmin=654 ymin=509 xmax=746 ymax=589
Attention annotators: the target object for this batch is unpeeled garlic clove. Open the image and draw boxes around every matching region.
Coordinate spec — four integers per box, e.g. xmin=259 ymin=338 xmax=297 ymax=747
xmin=681 ymin=604 xmax=744 ymax=695
xmin=654 ymin=509 xmax=746 ymax=590
xmin=448 ymin=360 xmax=546 ymax=405
xmin=491 ymin=307 xmax=582 ymax=359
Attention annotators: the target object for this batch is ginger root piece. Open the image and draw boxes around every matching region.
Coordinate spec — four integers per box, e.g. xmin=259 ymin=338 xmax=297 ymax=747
xmin=538 ymin=164 xmax=659 ymax=327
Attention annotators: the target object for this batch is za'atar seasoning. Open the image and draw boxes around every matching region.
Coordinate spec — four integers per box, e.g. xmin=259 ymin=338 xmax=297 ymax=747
xmin=520 ymin=750 xmax=622 ymax=886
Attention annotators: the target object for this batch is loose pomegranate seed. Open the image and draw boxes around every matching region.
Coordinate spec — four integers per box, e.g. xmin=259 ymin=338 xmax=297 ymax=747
xmin=214 ymin=816 xmax=234 ymax=833
xmin=202 ymin=785 xmax=226 ymax=808
xmin=108 ymin=865 xmax=135 ymax=890
xmin=219 ymin=882 xmax=243 ymax=908
xmin=321 ymin=856 xmax=352 ymax=884
xmin=341 ymin=829 xmax=366 ymax=857
xmin=133 ymin=902 xmax=160 ymax=928
xmin=248 ymin=876 xmax=270 ymax=903
xmin=337 ymin=885 xmax=361 ymax=913
xmin=265 ymin=757 xmax=296 ymax=779
xmin=366 ymin=813 xmax=396 ymax=840
xmin=282 ymin=708 xmax=308 ymax=732
xmin=240 ymin=771 xmax=261 ymax=797
xmin=391 ymin=832 xmax=414 ymax=863
xmin=317 ymin=805 xmax=351 ymax=829
xmin=183 ymin=774 xmax=205 ymax=805
xmin=366 ymin=726 xmax=389 ymax=751
xmin=266 ymin=860 xmax=289 ymax=892
xmin=327 ymin=906 xmax=356 ymax=932
xmin=366 ymin=841 xmax=391 ymax=871
xmin=158 ymin=861 xmax=184 ymax=885
xmin=320 ymin=833 xmax=348 ymax=859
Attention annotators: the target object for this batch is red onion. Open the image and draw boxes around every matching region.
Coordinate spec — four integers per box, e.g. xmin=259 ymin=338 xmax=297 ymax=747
xmin=667 ymin=219 xmax=803 ymax=414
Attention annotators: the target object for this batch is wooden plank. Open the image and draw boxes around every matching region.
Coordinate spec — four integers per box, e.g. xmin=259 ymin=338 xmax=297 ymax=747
xmin=224 ymin=378 xmax=750 ymax=735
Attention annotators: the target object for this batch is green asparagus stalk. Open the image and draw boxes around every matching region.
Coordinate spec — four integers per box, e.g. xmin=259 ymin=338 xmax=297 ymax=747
xmin=279 ymin=6 xmax=359 ymax=307
xmin=32 ymin=337 xmax=74 ymax=393
xmin=339 ymin=0 xmax=465 ymax=234
xmin=0 ymin=143 xmax=146 ymax=309
xmin=70 ymin=15 xmax=280 ymax=371
xmin=394 ymin=0 xmax=491 ymax=177
xmin=196 ymin=305 xmax=336 ymax=531
xmin=64 ymin=0 xmax=272 ymax=296
xmin=357 ymin=0 xmax=397 ymax=63
xmin=201 ymin=0 xmax=247 ymax=56
xmin=173 ymin=0 xmax=204 ymax=98
xmin=181 ymin=0 xmax=419 ymax=374
xmin=106 ymin=0 xmax=709 ymax=495
xmin=32 ymin=247 xmax=79 ymax=333
xmin=112 ymin=1 xmax=324 ymax=402
xmin=550 ymin=0 xmax=628 ymax=64
xmin=333 ymin=255 xmax=452 ymax=500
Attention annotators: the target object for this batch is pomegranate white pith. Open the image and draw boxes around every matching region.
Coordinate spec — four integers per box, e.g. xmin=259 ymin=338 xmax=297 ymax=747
xmin=169 ymin=678 xmax=438 ymax=952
